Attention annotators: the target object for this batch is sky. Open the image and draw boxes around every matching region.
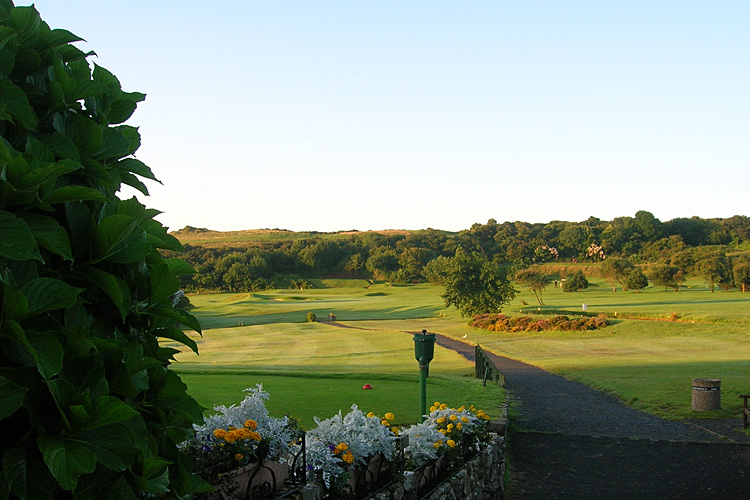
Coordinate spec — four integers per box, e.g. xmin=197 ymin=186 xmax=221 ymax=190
xmin=28 ymin=1 xmax=749 ymax=232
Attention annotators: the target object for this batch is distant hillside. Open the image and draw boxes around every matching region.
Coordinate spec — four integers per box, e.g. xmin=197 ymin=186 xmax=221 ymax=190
xmin=170 ymin=227 xmax=427 ymax=249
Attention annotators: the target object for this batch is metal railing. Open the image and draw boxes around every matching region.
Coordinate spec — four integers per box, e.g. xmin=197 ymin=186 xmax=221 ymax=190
xmin=474 ymin=344 xmax=505 ymax=387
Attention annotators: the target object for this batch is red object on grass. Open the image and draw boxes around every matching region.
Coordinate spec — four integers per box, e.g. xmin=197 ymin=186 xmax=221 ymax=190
xmin=363 ymin=384 xmax=372 ymax=390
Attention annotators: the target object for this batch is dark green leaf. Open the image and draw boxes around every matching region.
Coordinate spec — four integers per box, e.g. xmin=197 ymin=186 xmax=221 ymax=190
xmin=37 ymin=435 xmax=96 ymax=491
xmin=0 ymin=211 xmax=42 ymax=261
xmin=165 ymin=258 xmax=196 ymax=276
xmin=95 ymin=215 xmax=151 ymax=264
xmin=76 ymin=425 xmax=135 ymax=472
xmin=20 ymin=277 xmax=83 ymax=317
xmin=94 ymin=127 xmax=133 ymax=161
xmin=45 ymin=28 xmax=84 ymax=47
xmin=0 ymin=80 xmax=38 ymax=130
xmin=37 ymin=133 xmax=81 ymax=161
xmin=82 ymin=267 xmax=130 ymax=319
xmin=155 ymin=327 xmax=198 ymax=355
xmin=0 ymin=376 xmax=28 ymax=419
xmin=18 ymin=213 xmax=73 ymax=261
xmin=117 ymin=171 xmax=149 ymax=196
xmin=150 ymin=264 xmax=179 ymax=303
xmin=108 ymin=99 xmax=137 ymax=125
xmin=113 ymin=125 xmax=141 ymax=156
xmin=45 ymin=185 xmax=107 ymax=204
xmin=0 ymin=26 xmax=18 ymax=52
xmin=2 ymin=283 xmax=30 ymax=320
xmin=73 ymin=115 xmax=103 ymax=158
xmin=27 ymin=332 xmax=63 ymax=380
xmin=9 ymin=6 xmax=41 ymax=43
xmin=148 ymin=306 xmax=201 ymax=334
xmin=18 ymin=159 xmax=80 ymax=189
xmin=0 ymin=320 xmax=37 ymax=367
xmin=116 ymin=158 xmax=159 ymax=182
xmin=2 ymin=448 xmax=26 ymax=499
xmin=92 ymin=64 xmax=120 ymax=89
xmin=88 ymin=396 xmax=138 ymax=429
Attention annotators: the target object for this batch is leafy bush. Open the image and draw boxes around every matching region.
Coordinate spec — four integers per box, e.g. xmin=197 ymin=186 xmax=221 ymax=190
xmin=0 ymin=3 xmax=206 ymax=497
xmin=306 ymin=312 xmax=317 ymax=322
xmin=562 ymin=270 xmax=589 ymax=292
xmin=469 ymin=314 xmax=609 ymax=332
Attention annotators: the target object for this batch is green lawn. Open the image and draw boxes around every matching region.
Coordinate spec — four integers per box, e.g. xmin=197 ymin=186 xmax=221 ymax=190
xmin=187 ymin=283 xmax=445 ymax=330
xmin=172 ymin=320 xmax=502 ymax=427
xmin=178 ymin=280 xmax=750 ymax=423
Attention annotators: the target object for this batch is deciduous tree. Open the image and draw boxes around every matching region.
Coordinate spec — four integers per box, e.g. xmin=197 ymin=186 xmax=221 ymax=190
xmin=442 ymin=249 xmax=516 ymax=316
xmin=514 ymin=268 xmax=551 ymax=305
xmin=600 ymin=257 xmax=636 ymax=291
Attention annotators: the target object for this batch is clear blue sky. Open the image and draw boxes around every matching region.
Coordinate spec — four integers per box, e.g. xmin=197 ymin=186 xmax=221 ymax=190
xmin=29 ymin=1 xmax=749 ymax=232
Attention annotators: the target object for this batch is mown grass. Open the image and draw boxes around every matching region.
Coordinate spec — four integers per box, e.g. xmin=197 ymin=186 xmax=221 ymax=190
xmin=179 ymin=279 xmax=750 ymax=423
xmin=173 ymin=322 xmax=502 ymax=427
xmin=187 ymin=283 xmax=444 ymax=330
xmin=179 ymin=373 xmax=501 ymax=429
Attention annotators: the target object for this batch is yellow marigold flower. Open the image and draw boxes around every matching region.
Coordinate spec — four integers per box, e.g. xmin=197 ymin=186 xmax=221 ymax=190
xmin=429 ymin=406 xmax=437 ymax=412
xmin=457 ymin=406 xmax=465 ymax=412
xmin=447 ymin=423 xmax=454 ymax=431
xmin=457 ymin=423 xmax=463 ymax=430
xmin=244 ymin=419 xmax=257 ymax=429
xmin=367 ymin=412 xmax=375 ymax=418
xmin=438 ymin=428 xmax=446 ymax=434
xmin=483 ymin=413 xmax=491 ymax=420
xmin=381 ymin=419 xmax=390 ymax=426
xmin=214 ymin=429 xmax=227 ymax=439
xmin=447 ymin=439 xmax=456 ymax=448
xmin=384 ymin=412 xmax=395 ymax=421
xmin=336 ymin=443 xmax=348 ymax=453
xmin=235 ymin=453 xmax=243 ymax=461
xmin=390 ymin=427 xmax=399 ymax=436
xmin=461 ymin=416 xmax=469 ymax=423
xmin=449 ymin=414 xmax=458 ymax=421
xmin=434 ymin=401 xmax=441 ymax=406
xmin=439 ymin=404 xmax=448 ymax=410
xmin=228 ymin=426 xmax=236 ymax=431
xmin=342 ymin=451 xmax=354 ymax=464
xmin=436 ymin=416 xmax=446 ymax=424
xmin=433 ymin=442 xmax=441 ymax=449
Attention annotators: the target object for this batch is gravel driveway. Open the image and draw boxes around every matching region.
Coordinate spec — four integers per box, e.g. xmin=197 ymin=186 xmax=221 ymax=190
xmin=432 ymin=333 xmax=750 ymax=500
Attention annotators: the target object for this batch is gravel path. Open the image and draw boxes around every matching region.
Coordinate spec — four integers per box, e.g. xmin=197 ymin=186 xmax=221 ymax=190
xmin=430 ymin=333 xmax=750 ymax=499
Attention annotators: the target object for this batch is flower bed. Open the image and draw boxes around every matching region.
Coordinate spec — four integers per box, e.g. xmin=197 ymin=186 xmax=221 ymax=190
xmin=470 ymin=313 xmax=609 ymax=332
xmin=181 ymin=388 xmax=498 ymax=500
xmin=181 ymin=385 xmax=301 ymax=498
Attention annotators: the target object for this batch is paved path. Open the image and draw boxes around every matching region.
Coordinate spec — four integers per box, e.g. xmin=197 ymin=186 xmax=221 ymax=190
xmin=431 ymin=333 xmax=750 ymax=499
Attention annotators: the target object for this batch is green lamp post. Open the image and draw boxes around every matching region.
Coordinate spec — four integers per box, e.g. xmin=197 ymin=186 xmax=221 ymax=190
xmin=413 ymin=329 xmax=436 ymax=421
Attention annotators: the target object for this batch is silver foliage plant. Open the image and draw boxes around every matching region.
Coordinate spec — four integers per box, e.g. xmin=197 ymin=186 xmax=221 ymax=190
xmin=190 ymin=384 xmax=294 ymax=461
xmin=304 ymin=404 xmax=397 ymax=487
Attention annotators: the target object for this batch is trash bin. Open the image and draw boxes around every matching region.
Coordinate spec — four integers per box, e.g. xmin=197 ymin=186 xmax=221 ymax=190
xmin=692 ymin=378 xmax=721 ymax=411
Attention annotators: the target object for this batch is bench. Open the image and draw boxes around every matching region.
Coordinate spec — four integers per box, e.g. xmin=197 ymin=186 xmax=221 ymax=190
xmin=740 ymin=394 xmax=750 ymax=429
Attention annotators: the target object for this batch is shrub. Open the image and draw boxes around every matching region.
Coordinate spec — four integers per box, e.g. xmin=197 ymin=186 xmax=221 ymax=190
xmin=0 ymin=4 xmax=206 ymax=498
xmin=562 ymin=270 xmax=589 ymax=292
xmin=306 ymin=312 xmax=317 ymax=322
xmin=469 ymin=313 xmax=608 ymax=333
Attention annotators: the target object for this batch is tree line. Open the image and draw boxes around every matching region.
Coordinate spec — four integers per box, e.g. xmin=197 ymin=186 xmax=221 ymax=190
xmin=169 ymin=211 xmax=750 ymax=294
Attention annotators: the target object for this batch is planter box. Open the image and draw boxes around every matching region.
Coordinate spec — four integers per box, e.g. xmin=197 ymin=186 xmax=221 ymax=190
xmin=211 ymin=460 xmax=289 ymax=500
